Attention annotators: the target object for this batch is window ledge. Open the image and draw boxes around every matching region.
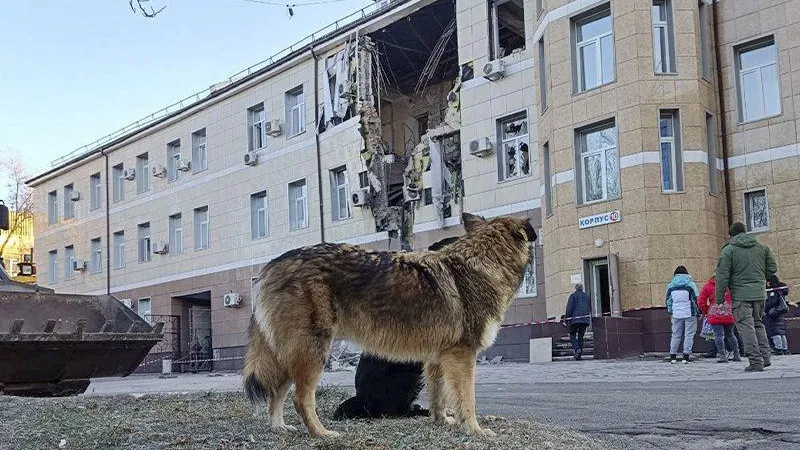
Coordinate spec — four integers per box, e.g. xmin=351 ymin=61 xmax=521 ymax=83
xmin=660 ymin=190 xmax=686 ymax=195
xmin=654 ymin=71 xmax=679 ymax=76
xmin=737 ymin=112 xmax=783 ymax=127
xmin=192 ymin=168 xmax=208 ymax=175
xmin=576 ymin=197 xmax=620 ymax=209
xmin=573 ymin=80 xmax=616 ymax=97
xmin=498 ymin=173 xmax=533 ymax=185
xmin=517 ymin=294 xmax=538 ymax=299
xmin=287 ymin=130 xmax=307 ymax=140
xmin=747 ymin=228 xmax=770 ymax=235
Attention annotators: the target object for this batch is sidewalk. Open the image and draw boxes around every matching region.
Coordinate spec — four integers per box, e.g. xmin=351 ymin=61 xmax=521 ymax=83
xmin=84 ymin=355 xmax=800 ymax=396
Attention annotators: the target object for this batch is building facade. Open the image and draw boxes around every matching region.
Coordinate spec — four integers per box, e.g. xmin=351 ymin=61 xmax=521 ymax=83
xmin=28 ymin=0 xmax=800 ymax=364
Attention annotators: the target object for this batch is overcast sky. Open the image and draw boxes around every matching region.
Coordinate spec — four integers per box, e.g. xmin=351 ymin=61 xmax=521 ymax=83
xmin=0 ymin=0 xmax=372 ymax=199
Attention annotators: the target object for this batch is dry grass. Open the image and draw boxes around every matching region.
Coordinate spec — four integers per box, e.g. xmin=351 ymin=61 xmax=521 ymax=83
xmin=0 ymin=387 xmax=604 ymax=450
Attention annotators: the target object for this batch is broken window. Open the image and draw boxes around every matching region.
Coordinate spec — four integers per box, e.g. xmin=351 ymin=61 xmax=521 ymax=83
xmin=576 ymin=120 xmax=619 ymax=204
xmin=518 ymin=242 xmax=537 ymax=297
xmin=490 ymin=0 xmax=526 ymax=60
xmin=330 ymin=167 xmax=350 ymax=221
xmin=497 ymin=112 xmax=530 ymax=181
xmin=745 ymin=190 xmax=769 ymax=232
xmin=416 ymin=114 xmax=429 ymax=143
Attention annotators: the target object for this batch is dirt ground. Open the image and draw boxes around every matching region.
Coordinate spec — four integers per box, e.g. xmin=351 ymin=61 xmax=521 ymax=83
xmin=0 ymin=387 xmax=603 ymax=450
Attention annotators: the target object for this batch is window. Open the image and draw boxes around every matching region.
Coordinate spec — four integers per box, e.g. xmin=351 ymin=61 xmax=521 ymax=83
xmin=47 ymin=191 xmax=58 ymax=225
xmin=744 ymin=190 xmax=769 ymax=232
xmin=194 ymin=206 xmax=209 ymax=250
xmin=112 ymin=164 xmax=124 ymax=203
xmin=489 ymin=0 xmax=526 ymax=60
xmin=90 ymin=238 xmax=102 ymax=274
xmin=416 ymin=115 xmax=429 ymax=141
xmin=358 ymin=171 xmax=369 ymax=189
xmin=137 ymin=298 xmax=152 ymax=323
xmin=736 ymin=37 xmax=781 ymax=122
xmin=536 ymin=0 xmax=543 ymax=17
xmin=248 ymin=103 xmax=266 ymax=151
xmin=543 ymin=142 xmax=553 ymax=217
xmin=64 ymin=245 xmax=75 ymax=280
xmin=192 ymin=129 xmax=207 ymax=173
xmin=136 ymin=153 xmax=150 ymax=194
xmin=167 ymin=140 xmax=181 ymax=182
xmin=497 ymin=112 xmax=530 ymax=181
xmin=538 ymin=37 xmax=547 ymax=112
xmin=705 ymin=113 xmax=718 ymax=194
xmin=699 ymin=1 xmax=711 ymax=79
xmin=250 ymin=191 xmax=268 ymax=239
xmin=424 ymin=187 xmax=433 ymax=205
xmin=48 ymin=250 xmax=57 ymax=284
xmin=63 ymin=184 xmax=75 ymax=219
xmin=659 ymin=110 xmax=684 ymax=192
xmin=575 ymin=120 xmax=620 ymax=204
xmin=90 ymin=173 xmax=101 ymax=210
xmin=113 ymin=231 xmax=125 ymax=269
xmin=652 ymin=0 xmax=676 ymax=73
xmin=572 ymin=6 xmax=614 ymax=92
xmin=138 ymin=222 xmax=151 ymax=263
xmin=288 ymin=180 xmax=308 ymax=231
xmin=169 ymin=214 xmax=182 ymax=256
xmin=285 ymin=87 xmax=305 ymax=137
xmin=330 ymin=167 xmax=350 ymax=221
xmin=518 ymin=243 xmax=537 ymax=297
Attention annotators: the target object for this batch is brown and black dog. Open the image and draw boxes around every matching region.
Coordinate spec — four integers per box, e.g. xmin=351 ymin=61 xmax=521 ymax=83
xmin=244 ymin=213 xmax=536 ymax=438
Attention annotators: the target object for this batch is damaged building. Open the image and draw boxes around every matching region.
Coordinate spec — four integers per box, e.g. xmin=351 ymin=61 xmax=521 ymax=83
xmin=28 ymin=0 xmax=800 ymax=366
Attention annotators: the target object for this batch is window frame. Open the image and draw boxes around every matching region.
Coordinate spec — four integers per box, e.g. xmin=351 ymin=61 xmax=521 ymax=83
xmin=112 ymin=163 xmax=125 ymax=203
xmin=288 ymin=179 xmax=308 ymax=231
xmin=192 ymin=129 xmax=208 ymax=174
xmin=136 ymin=153 xmax=150 ymax=194
xmin=705 ymin=113 xmax=718 ymax=194
xmin=90 ymin=173 xmax=102 ymax=211
xmin=169 ymin=213 xmax=183 ymax=256
xmin=543 ymin=142 xmax=553 ymax=217
xmin=250 ymin=191 xmax=269 ymax=239
xmin=330 ymin=167 xmax=351 ymax=222
xmin=735 ymin=36 xmax=782 ymax=123
xmin=698 ymin=1 xmax=711 ymax=80
xmin=47 ymin=191 xmax=58 ymax=225
xmin=572 ymin=5 xmax=615 ymax=93
xmin=113 ymin=231 xmax=125 ymax=269
xmin=248 ymin=103 xmax=267 ymax=151
xmin=285 ymin=87 xmax=306 ymax=138
xmin=194 ymin=206 xmax=210 ymax=250
xmin=137 ymin=297 xmax=152 ymax=323
xmin=64 ymin=245 xmax=75 ymax=281
xmin=137 ymin=222 xmax=151 ymax=263
xmin=90 ymin=237 xmax=102 ymax=274
xmin=48 ymin=250 xmax=57 ymax=284
xmin=575 ymin=119 xmax=620 ymax=205
xmin=497 ymin=111 xmax=531 ymax=182
xmin=517 ymin=242 xmax=537 ymax=297
xmin=658 ymin=109 xmax=684 ymax=193
xmin=167 ymin=140 xmax=182 ymax=182
xmin=63 ymin=184 xmax=75 ymax=220
xmin=489 ymin=0 xmax=527 ymax=60
xmin=744 ymin=189 xmax=770 ymax=233
xmin=652 ymin=0 xmax=676 ymax=74
xmin=538 ymin=37 xmax=548 ymax=113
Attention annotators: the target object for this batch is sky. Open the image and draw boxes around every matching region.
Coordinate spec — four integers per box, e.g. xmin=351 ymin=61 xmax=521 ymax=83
xmin=0 ymin=0 xmax=373 ymax=199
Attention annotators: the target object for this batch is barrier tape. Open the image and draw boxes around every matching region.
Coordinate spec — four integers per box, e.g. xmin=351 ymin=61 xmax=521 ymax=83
xmin=137 ymin=355 xmax=244 ymax=368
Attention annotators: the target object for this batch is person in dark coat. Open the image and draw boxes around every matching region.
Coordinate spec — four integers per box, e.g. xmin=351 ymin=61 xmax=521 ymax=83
xmin=764 ymin=275 xmax=790 ymax=355
xmin=565 ymin=283 xmax=592 ymax=360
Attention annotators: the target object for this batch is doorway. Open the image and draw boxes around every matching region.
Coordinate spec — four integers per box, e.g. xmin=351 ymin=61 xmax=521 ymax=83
xmin=585 ymin=258 xmax=611 ymax=317
xmin=172 ymin=290 xmax=213 ymax=372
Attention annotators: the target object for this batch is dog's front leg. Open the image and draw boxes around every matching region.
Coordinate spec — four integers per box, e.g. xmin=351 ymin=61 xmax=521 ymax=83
xmin=424 ymin=361 xmax=454 ymax=426
xmin=441 ymin=349 xmax=496 ymax=437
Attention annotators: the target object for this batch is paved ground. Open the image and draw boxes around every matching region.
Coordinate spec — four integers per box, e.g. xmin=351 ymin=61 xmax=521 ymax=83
xmin=87 ymin=355 xmax=800 ymax=449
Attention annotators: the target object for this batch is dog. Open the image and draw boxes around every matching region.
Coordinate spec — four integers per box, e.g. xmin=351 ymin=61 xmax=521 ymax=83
xmin=331 ymin=236 xmax=460 ymax=421
xmin=244 ymin=212 xmax=536 ymax=438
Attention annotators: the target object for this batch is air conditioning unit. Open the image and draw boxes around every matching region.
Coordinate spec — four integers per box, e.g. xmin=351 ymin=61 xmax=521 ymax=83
xmin=70 ymin=191 xmax=81 ymax=202
xmin=72 ymin=259 xmax=87 ymax=271
xmin=403 ymin=186 xmax=421 ymax=203
xmin=123 ymin=168 xmax=136 ymax=181
xmin=244 ymin=152 xmax=259 ymax=166
xmin=152 ymin=165 xmax=167 ymax=178
xmin=265 ymin=119 xmax=282 ymax=137
xmin=351 ymin=187 xmax=371 ymax=207
xmin=177 ymin=159 xmax=191 ymax=172
xmin=223 ymin=293 xmax=242 ymax=308
xmin=469 ymin=137 xmax=493 ymax=157
xmin=483 ymin=59 xmax=505 ymax=81
xmin=121 ymin=298 xmax=134 ymax=309
xmin=152 ymin=241 xmax=169 ymax=255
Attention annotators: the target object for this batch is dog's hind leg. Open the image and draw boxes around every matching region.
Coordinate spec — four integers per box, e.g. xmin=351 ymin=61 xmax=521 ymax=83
xmin=291 ymin=349 xmax=339 ymax=438
xmin=441 ymin=349 xmax=495 ymax=437
xmin=269 ymin=379 xmax=296 ymax=433
xmin=424 ymin=361 xmax=454 ymax=426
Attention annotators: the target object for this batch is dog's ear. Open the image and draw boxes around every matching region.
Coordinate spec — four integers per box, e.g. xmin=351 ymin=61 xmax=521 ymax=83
xmin=462 ymin=212 xmax=485 ymax=234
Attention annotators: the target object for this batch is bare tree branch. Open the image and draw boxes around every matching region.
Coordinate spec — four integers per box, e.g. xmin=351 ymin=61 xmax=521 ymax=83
xmin=0 ymin=156 xmax=35 ymax=260
xmin=129 ymin=0 xmax=166 ymax=18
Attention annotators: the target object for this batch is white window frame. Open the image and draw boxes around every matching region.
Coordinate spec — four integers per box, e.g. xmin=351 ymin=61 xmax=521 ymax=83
xmin=194 ymin=206 xmax=210 ymax=250
xmin=47 ymin=191 xmax=58 ymax=225
xmin=736 ymin=37 xmax=781 ymax=123
xmin=576 ymin=120 xmax=620 ymax=205
xmin=48 ymin=250 xmax=57 ymax=284
xmin=285 ymin=87 xmax=305 ymax=138
xmin=330 ymin=167 xmax=351 ymax=221
xmin=90 ymin=237 xmax=102 ymax=274
xmin=497 ymin=112 xmax=530 ymax=181
xmin=112 ymin=164 xmax=124 ymax=203
xmin=64 ymin=245 xmax=75 ymax=281
xmin=288 ymin=180 xmax=308 ymax=231
xmin=138 ymin=222 xmax=151 ymax=263
xmin=250 ymin=191 xmax=269 ymax=239
xmin=90 ymin=173 xmax=102 ymax=210
xmin=113 ymin=231 xmax=125 ymax=269
xmin=659 ymin=110 xmax=684 ymax=193
xmin=652 ymin=0 xmax=676 ymax=74
xmin=489 ymin=0 xmax=526 ymax=60
xmin=572 ymin=7 xmax=615 ymax=93
xmin=248 ymin=104 xmax=266 ymax=151
xmin=517 ymin=242 xmax=537 ymax=297
xmin=136 ymin=153 xmax=150 ymax=194
xmin=167 ymin=140 xmax=181 ymax=182
xmin=744 ymin=189 xmax=770 ymax=233
xmin=192 ymin=129 xmax=207 ymax=173
xmin=137 ymin=297 xmax=152 ymax=323
xmin=169 ymin=213 xmax=183 ymax=256
xmin=63 ymin=184 xmax=75 ymax=220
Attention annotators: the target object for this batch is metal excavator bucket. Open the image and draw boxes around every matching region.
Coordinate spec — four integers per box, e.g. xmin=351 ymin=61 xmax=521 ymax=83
xmin=0 ymin=290 xmax=163 ymax=396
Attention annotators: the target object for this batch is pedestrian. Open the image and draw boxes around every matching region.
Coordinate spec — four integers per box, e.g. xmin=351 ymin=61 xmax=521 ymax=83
xmin=697 ymin=276 xmax=741 ymax=363
xmin=565 ymin=283 xmax=591 ymax=360
xmin=715 ymin=222 xmax=778 ymax=372
xmin=666 ymin=266 xmax=701 ymax=364
xmin=764 ymin=275 xmax=790 ymax=355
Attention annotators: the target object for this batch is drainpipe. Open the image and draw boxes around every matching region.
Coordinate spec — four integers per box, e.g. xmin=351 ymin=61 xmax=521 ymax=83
xmin=310 ymin=46 xmax=326 ymax=243
xmin=712 ymin=0 xmax=734 ymax=228
xmin=99 ymin=149 xmax=111 ymax=295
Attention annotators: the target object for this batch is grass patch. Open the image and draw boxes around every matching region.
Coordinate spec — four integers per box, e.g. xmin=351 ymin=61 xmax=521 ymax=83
xmin=1 ymin=387 xmax=603 ymax=449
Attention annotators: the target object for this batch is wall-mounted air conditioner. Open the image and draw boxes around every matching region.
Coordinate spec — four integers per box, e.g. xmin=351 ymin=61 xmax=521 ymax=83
xmin=72 ymin=259 xmax=87 ymax=271
xmin=177 ymin=159 xmax=191 ymax=172
xmin=351 ymin=187 xmax=371 ymax=207
xmin=123 ymin=168 xmax=136 ymax=181
xmin=152 ymin=241 xmax=169 ymax=255
xmin=265 ymin=119 xmax=282 ymax=137
xmin=483 ymin=59 xmax=505 ymax=81
xmin=469 ymin=137 xmax=493 ymax=157
xmin=70 ymin=191 xmax=81 ymax=202
xmin=152 ymin=165 xmax=167 ymax=178
xmin=244 ymin=152 xmax=259 ymax=166
xmin=223 ymin=293 xmax=242 ymax=308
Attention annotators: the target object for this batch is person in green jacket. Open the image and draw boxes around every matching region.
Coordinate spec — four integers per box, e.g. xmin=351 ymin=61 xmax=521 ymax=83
xmin=714 ymin=222 xmax=778 ymax=372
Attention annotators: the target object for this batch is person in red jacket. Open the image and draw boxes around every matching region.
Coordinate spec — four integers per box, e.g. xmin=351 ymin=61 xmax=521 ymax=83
xmin=698 ymin=276 xmax=741 ymax=363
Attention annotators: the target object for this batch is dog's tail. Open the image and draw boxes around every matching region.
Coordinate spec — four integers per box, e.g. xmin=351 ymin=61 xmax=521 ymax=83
xmin=243 ymin=317 xmax=287 ymax=404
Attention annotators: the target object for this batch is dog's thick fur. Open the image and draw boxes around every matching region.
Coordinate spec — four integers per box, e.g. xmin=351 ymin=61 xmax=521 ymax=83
xmin=244 ymin=213 xmax=536 ymax=437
